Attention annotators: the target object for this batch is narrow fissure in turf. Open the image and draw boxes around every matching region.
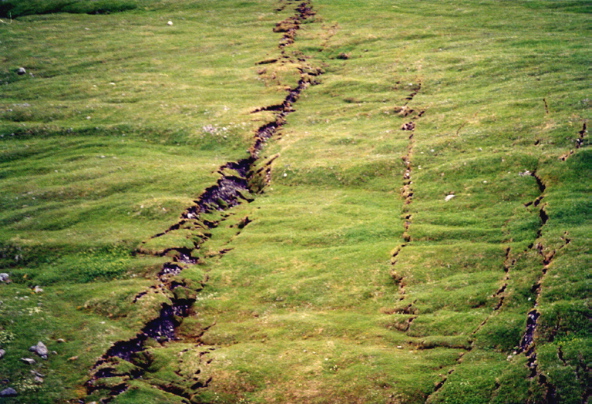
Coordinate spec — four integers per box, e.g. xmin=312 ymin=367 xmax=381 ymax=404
xmin=85 ymin=1 xmax=323 ymax=401
xmin=515 ymin=170 xmax=562 ymax=403
xmin=387 ymin=84 xmax=424 ymax=329
xmin=559 ymin=121 xmax=588 ymax=161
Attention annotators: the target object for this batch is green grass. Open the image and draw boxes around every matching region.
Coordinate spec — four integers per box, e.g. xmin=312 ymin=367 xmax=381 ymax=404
xmin=0 ymin=0 xmax=590 ymax=403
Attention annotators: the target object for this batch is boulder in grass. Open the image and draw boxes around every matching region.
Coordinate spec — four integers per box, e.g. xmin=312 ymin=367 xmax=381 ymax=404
xmin=16 ymin=67 xmax=26 ymax=75
xmin=0 ymin=387 xmax=17 ymax=397
xmin=0 ymin=273 xmax=9 ymax=283
xmin=0 ymin=349 xmax=5 ymax=359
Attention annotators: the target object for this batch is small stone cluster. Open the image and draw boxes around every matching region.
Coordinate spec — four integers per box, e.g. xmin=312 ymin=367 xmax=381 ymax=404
xmin=0 ymin=341 xmax=51 ymax=397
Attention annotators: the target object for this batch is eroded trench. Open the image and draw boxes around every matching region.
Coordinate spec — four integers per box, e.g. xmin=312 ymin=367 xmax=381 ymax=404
xmin=85 ymin=1 xmax=323 ymax=401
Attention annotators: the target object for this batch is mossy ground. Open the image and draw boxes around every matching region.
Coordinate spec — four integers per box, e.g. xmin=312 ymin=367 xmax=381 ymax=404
xmin=0 ymin=0 xmax=590 ymax=403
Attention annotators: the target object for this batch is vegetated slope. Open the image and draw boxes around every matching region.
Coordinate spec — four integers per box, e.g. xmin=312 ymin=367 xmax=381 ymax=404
xmin=0 ymin=0 xmax=589 ymax=403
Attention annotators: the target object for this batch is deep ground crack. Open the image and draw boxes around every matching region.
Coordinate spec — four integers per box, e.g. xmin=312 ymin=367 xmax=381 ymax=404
xmin=85 ymin=1 xmax=323 ymax=402
xmin=515 ymin=170 xmax=560 ymax=403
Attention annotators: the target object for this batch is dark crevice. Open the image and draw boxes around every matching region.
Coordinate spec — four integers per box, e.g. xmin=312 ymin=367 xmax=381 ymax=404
xmin=154 ymin=383 xmax=192 ymax=400
xmin=87 ymin=1 xmax=322 ymax=401
xmin=256 ymin=58 xmax=279 ymax=65
xmin=517 ymin=170 xmax=561 ymax=402
xmin=576 ymin=122 xmax=587 ymax=148
xmin=430 ymin=362 xmax=463 ymax=397
xmin=389 ymin=83 xmax=422 ymax=312
xmin=518 ymin=310 xmax=540 ymax=354
xmin=560 ymin=122 xmax=587 ymax=160
xmin=252 ymin=104 xmax=285 ymax=112
xmin=543 ymin=98 xmax=550 ymax=115
xmin=557 ymin=345 xmax=568 ymax=366
xmin=132 ymin=291 xmax=148 ymax=303
xmin=102 ymin=335 xmax=147 ymax=363
xmin=494 ymin=283 xmax=507 ymax=296
xmin=405 ymin=82 xmax=422 ymax=102
xmin=532 ymin=171 xmax=546 ymax=194
xmin=159 ymin=262 xmax=184 ymax=277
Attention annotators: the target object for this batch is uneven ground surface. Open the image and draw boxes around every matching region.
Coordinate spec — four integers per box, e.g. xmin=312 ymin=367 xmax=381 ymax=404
xmin=0 ymin=0 xmax=590 ymax=403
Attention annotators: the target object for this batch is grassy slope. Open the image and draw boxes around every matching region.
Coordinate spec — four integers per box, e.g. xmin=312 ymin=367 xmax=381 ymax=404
xmin=194 ymin=1 xmax=591 ymax=403
xmin=0 ymin=0 xmax=590 ymax=403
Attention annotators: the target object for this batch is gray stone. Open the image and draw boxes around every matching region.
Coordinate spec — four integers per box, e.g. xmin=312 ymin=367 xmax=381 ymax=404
xmin=0 ymin=387 xmax=17 ymax=397
xmin=0 ymin=273 xmax=9 ymax=283
xmin=0 ymin=349 xmax=5 ymax=359
xmin=16 ymin=67 xmax=26 ymax=75
xmin=29 ymin=341 xmax=48 ymax=359
xmin=20 ymin=357 xmax=36 ymax=365
xmin=34 ymin=376 xmax=44 ymax=384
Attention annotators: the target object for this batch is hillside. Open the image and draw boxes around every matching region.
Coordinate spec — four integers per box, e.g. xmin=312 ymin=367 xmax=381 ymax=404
xmin=0 ymin=0 xmax=590 ymax=403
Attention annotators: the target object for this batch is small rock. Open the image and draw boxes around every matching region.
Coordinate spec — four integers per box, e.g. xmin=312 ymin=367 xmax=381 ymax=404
xmin=0 ymin=273 xmax=10 ymax=283
xmin=0 ymin=349 xmax=5 ymax=359
xmin=167 ymin=20 xmax=173 ymax=26
xmin=444 ymin=194 xmax=455 ymax=202
xmin=67 ymin=355 xmax=79 ymax=361
xmin=56 ymin=338 xmax=66 ymax=343
xmin=519 ymin=170 xmax=531 ymax=177
xmin=16 ymin=67 xmax=26 ymax=75
xmin=34 ymin=376 xmax=44 ymax=384
xmin=29 ymin=341 xmax=48 ymax=359
xmin=20 ymin=357 xmax=36 ymax=365
xmin=30 ymin=370 xmax=45 ymax=378
xmin=0 ymin=387 xmax=17 ymax=397
xmin=33 ymin=285 xmax=43 ymax=293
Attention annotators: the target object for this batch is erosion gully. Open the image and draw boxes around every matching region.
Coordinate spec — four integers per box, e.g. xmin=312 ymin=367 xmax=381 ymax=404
xmin=84 ymin=1 xmax=322 ymax=402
